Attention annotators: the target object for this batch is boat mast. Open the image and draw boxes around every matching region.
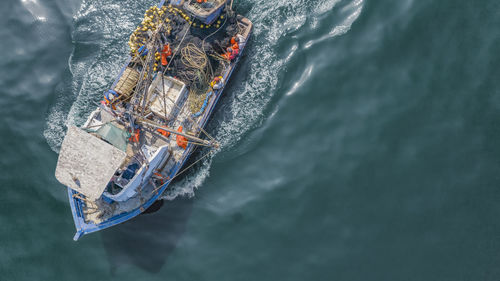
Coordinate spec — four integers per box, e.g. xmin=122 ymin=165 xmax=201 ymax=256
xmin=136 ymin=117 xmax=219 ymax=148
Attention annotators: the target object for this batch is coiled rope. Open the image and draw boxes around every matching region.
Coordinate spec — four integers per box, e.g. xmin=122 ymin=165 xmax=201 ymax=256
xmin=179 ymin=43 xmax=213 ymax=93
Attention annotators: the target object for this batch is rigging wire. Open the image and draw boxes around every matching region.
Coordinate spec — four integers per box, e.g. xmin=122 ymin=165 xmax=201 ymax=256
xmin=151 ymin=149 xmax=214 ymax=195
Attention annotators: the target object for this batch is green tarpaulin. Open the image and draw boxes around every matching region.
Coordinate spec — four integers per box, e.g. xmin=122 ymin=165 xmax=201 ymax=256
xmin=96 ymin=123 xmax=129 ymax=152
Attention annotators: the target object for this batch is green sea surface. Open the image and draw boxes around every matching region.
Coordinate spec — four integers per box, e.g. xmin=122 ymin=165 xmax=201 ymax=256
xmin=1 ymin=0 xmax=500 ymax=280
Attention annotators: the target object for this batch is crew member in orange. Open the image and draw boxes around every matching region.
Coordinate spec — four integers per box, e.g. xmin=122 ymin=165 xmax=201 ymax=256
xmin=161 ymin=44 xmax=172 ymax=66
xmin=176 ymin=126 xmax=188 ymax=149
xmin=230 ymin=36 xmax=239 ymax=50
xmin=223 ymin=46 xmax=239 ymax=61
xmin=128 ymin=128 xmax=141 ymax=143
xmin=157 ymin=128 xmax=170 ymax=137
xmin=223 ymin=36 xmax=240 ymax=61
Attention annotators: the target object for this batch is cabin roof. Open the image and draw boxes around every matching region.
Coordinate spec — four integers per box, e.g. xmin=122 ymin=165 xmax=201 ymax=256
xmin=55 ymin=126 xmax=127 ymax=200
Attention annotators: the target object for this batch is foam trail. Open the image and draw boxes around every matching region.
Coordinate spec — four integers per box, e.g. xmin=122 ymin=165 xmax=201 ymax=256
xmin=305 ymin=0 xmax=363 ymax=49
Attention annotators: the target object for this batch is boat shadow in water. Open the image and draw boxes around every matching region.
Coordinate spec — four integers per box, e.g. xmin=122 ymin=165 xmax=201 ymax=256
xmin=101 ymin=196 xmax=194 ymax=273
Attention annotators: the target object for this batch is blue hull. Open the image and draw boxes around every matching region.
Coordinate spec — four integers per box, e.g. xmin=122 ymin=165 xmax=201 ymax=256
xmin=67 ymin=0 xmax=251 ymax=240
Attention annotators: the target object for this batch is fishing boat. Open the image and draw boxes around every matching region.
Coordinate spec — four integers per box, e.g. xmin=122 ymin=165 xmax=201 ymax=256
xmin=55 ymin=0 xmax=252 ymax=240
